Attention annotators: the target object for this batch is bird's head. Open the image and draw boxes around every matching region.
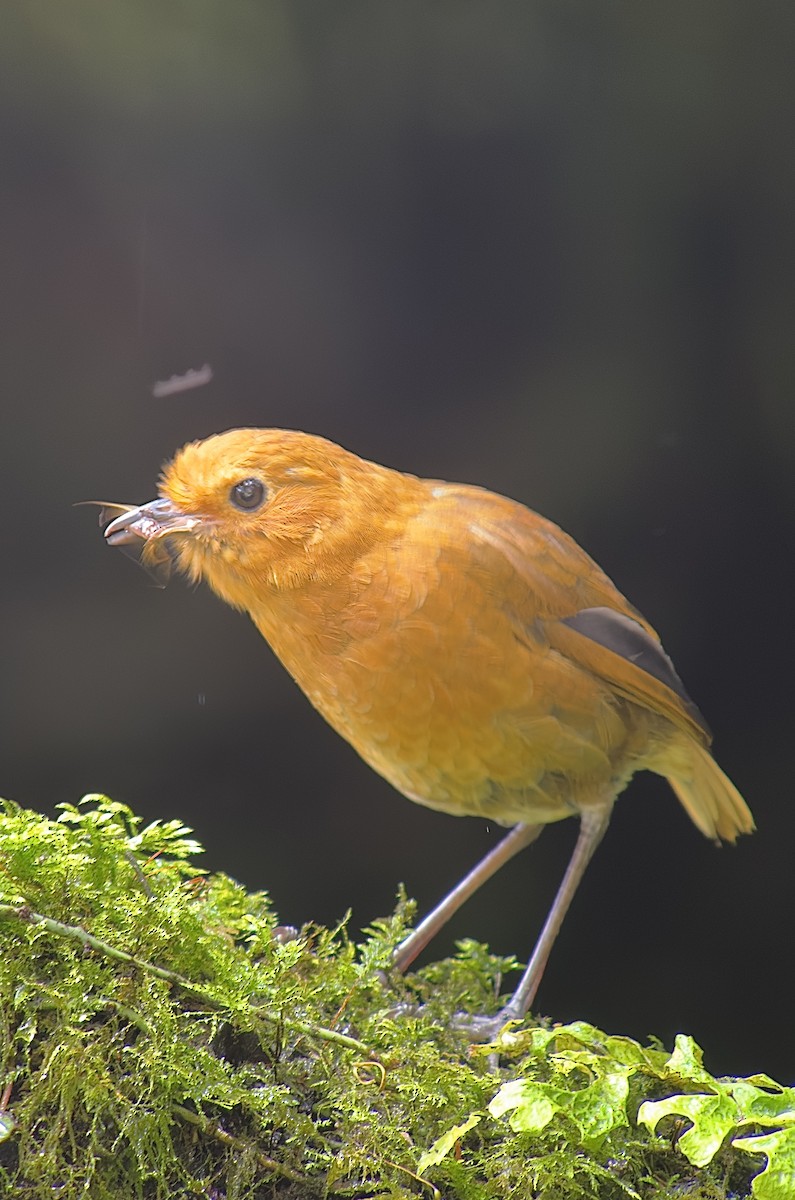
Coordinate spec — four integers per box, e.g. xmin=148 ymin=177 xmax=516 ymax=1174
xmin=102 ymin=428 xmax=420 ymax=609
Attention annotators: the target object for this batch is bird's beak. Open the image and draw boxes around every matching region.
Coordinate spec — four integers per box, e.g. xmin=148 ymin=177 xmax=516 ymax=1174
xmin=103 ymin=497 xmax=202 ymax=546
xmin=101 ymin=498 xmax=203 ymax=587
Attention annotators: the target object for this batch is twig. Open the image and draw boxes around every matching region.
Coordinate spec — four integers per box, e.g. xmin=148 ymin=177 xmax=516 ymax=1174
xmin=0 ymin=903 xmax=375 ymax=1057
xmin=172 ymin=1103 xmax=309 ymax=1185
xmin=123 ymin=849 xmax=156 ymax=899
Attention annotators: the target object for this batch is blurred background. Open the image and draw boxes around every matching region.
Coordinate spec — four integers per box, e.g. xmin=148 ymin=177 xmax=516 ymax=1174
xmin=2 ymin=2 xmax=793 ymax=1080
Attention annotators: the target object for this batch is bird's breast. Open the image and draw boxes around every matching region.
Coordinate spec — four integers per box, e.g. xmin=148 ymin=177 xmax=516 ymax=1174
xmin=248 ymin=544 xmax=646 ymax=827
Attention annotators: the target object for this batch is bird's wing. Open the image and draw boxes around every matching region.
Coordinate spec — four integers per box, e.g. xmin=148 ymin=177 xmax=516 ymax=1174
xmin=428 ymin=485 xmax=710 ymax=747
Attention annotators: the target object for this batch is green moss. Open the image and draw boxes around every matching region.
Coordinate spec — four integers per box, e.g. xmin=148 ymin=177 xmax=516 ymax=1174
xmin=0 ymin=796 xmax=787 ymax=1198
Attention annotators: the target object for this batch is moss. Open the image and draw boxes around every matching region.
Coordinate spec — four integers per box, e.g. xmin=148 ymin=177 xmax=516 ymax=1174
xmin=0 ymin=796 xmax=786 ymax=1198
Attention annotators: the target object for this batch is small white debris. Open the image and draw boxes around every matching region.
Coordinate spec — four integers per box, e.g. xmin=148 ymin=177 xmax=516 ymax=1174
xmin=152 ymin=364 xmax=213 ymax=397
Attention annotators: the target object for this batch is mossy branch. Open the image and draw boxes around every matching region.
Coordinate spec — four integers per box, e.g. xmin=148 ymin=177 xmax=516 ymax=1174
xmin=0 ymin=901 xmax=373 ymax=1059
xmin=171 ymin=1103 xmax=311 ymax=1187
xmin=0 ymin=901 xmax=204 ymax=987
xmin=0 ymin=796 xmax=786 ymax=1199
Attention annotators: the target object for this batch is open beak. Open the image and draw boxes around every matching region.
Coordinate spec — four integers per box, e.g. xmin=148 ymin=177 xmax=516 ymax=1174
xmin=99 ymin=498 xmax=203 ymax=587
xmin=104 ymin=497 xmax=202 ymax=546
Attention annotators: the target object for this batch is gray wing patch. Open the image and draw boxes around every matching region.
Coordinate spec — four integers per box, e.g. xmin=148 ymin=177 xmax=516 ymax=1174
xmin=561 ymin=606 xmax=710 ymax=737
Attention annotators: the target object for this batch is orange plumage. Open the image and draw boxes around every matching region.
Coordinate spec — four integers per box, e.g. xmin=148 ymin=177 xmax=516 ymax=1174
xmin=102 ymin=428 xmax=753 ymax=1021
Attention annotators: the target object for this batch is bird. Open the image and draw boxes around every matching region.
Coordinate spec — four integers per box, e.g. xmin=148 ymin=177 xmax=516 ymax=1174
xmin=99 ymin=428 xmax=754 ymax=1024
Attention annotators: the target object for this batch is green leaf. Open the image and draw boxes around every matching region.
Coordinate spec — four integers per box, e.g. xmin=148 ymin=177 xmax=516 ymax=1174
xmin=732 ymin=1078 xmax=795 ymax=1122
xmin=569 ymin=1067 xmax=630 ymax=1145
xmin=733 ymin=1127 xmax=795 ymax=1200
xmin=664 ymin=1033 xmax=715 ymax=1086
xmin=638 ymin=1092 xmax=737 ymax=1166
xmin=489 ymin=1061 xmax=631 ymax=1150
xmin=489 ymin=1079 xmax=558 ymax=1133
xmin=417 ymin=1113 xmax=482 ymax=1173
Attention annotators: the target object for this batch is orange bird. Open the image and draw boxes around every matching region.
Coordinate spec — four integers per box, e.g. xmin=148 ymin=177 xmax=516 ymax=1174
xmin=101 ymin=429 xmax=753 ymax=1022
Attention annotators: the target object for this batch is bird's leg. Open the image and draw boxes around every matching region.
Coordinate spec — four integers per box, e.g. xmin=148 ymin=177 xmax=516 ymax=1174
xmin=498 ymin=805 xmax=612 ymax=1023
xmin=393 ymin=822 xmax=544 ymax=973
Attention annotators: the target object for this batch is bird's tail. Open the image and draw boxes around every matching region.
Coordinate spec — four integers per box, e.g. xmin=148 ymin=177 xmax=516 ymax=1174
xmin=663 ymin=739 xmax=754 ymax=843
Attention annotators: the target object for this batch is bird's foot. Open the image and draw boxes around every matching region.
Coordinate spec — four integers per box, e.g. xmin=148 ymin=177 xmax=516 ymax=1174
xmin=450 ymin=1005 xmax=525 ymax=1044
xmin=382 ymin=998 xmax=524 ymax=1044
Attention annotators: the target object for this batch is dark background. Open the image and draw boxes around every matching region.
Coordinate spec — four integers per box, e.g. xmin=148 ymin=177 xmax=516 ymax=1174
xmin=2 ymin=2 xmax=793 ymax=1080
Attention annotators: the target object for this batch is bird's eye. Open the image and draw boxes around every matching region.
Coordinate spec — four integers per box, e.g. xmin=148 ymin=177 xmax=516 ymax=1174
xmin=230 ymin=478 xmax=266 ymax=511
